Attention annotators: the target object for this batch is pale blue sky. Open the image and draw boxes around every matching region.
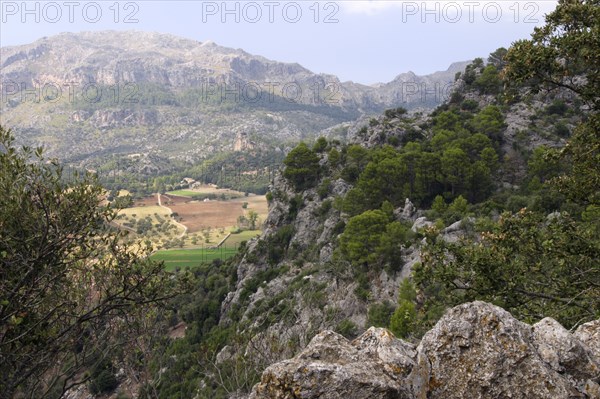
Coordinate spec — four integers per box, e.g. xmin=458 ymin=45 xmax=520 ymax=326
xmin=0 ymin=1 xmax=558 ymax=84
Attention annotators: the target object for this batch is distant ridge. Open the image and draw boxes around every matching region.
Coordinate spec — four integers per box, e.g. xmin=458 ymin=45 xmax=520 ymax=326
xmin=0 ymin=30 xmax=469 ymax=168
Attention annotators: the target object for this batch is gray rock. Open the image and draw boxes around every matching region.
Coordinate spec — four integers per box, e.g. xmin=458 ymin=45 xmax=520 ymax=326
xmin=289 ymin=198 xmax=321 ymax=249
xmin=250 ymin=302 xmax=600 ymax=399
xmin=442 ymin=219 xmax=463 ymax=234
xmin=411 ymin=302 xmax=584 ymax=399
xmin=318 ymin=243 xmax=334 ymax=263
xmin=317 ymin=213 xmax=342 ymax=246
xmin=250 ymin=328 xmax=414 ymax=399
xmin=395 ymin=198 xmax=417 ymax=222
xmin=440 ymin=217 xmax=475 ymax=243
xmin=216 ymin=345 xmax=235 ymax=364
xmin=411 ymin=217 xmax=433 ymax=232
xmin=575 ymin=320 xmax=600 ymax=360
xmin=533 ymin=318 xmax=600 ymax=382
xmin=331 ymin=179 xmax=352 ymax=197
xmin=399 ymin=246 xmax=420 ymax=281
xmin=64 ymin=386 xmax=93 ymax=399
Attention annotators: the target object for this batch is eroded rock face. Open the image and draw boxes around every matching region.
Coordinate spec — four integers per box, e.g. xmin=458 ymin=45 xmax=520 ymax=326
xmin=575 ymin=320 xmax=600 ymax=360
xmin=413 ymin=302 xmax=579 ymax=399
xmin=395 ymin=198 xmax=417 ymax=222
xmin=250 ymin=302 xmax=600 ymax=399
xmin=533 ymin=318 xmax=600 ymax=391
xmin=250 ymin=328 xmax=415 ymax=399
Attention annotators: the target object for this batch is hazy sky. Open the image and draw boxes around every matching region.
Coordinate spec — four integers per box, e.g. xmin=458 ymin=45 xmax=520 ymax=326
xmin=0 ymin=1 xmax=558 ymax=84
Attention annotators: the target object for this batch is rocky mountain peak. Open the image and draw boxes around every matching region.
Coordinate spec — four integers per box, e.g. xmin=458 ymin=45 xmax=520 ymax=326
xmin=0 ymin=31 xmax=470 ymax=168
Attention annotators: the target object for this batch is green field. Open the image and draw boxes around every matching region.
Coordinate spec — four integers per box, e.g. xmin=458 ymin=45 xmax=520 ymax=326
xmin=225 ymin=230 xmax=261 ymax=246
xmin=166 ymin=190 xmax=199 ymax=197
xmin=152 ymin=247 xmax=238 ymax=270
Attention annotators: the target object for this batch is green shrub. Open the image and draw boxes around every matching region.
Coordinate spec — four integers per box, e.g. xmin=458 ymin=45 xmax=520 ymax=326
xmin=317 ymin=178 xmax=331 ymax=199
xmin=367 ymin=302 xmax=395 ymax=328
xmin=336 ymin=319 xmax=358 ymax=338
xmin=389 ymin=300 xmax=417 ymax=339
xmin=506 ymin=195 xmax=530 ymax=212
xmin=89 ymin=370 xmax=118 ymax=394
xmin=384 ymin=107 xmax=408 ymax=119
xmin=267 ymin=225 xmax=295 ymax=265
xmin=313 ymin=137 xmax=328 ymax=153
xmin=474 ymin=65 xmax=502 ymax=94
xmin=314 ymin=199 xmax=332 ymax=218
xmin=554 ymin=122 xmax=570 ymax=137
xmin=431 ymin=195 xmax=447 ymax=215
xmin=448 ymin=195 xmax=468 ymax=215
xmin=328 ymin=148 xmax=341 ymax=168
xmin=340 ymin=210 xmax=389 ymax=266
xmin=287 ymin=195 xmax=303 ymax=222
xmin=390 ymin=280 xmax=417 ymax=338
xmin=546 ymin=100 xmax=567 ymax=115
xmin=461 ymin=99 xmax=479 ymax=111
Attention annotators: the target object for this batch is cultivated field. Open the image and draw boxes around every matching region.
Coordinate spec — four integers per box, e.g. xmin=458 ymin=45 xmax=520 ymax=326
xmin=166 ymin=189 xmax=202 ymax=197
xmin=151 ymin=247 xmax=239 ymax=271
xmin=167 ymin=185 xmax=247 ymax=198
xmin=113 ymin=185 xmax=268 ymax=252
xmin=161 ymin=194 xmax=245 ymax=233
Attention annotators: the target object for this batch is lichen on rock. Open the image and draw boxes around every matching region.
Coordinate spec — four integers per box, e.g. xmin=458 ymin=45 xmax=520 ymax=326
xmin=250 ymin=302 xmax=600 ymax=399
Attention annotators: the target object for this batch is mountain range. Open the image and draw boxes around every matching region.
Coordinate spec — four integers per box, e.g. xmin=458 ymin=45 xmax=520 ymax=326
xmin=0 ymin=31 xmax=469 ymax=170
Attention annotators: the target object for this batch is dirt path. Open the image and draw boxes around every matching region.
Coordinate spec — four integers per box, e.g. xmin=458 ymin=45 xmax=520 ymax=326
xmin=157 ymin=193 xmax=188 ymax=239
xmin=215 ymin=233 xmax=231 ymax=248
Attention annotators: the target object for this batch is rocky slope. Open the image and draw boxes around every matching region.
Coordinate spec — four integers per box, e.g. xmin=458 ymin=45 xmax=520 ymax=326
xmin=204 ymin=57 xmax=590 ymax=398
xmin=250 ymin=301 xmax=600 ymax=399
xmin=213 ymin=112 xmax=433 ymax=393
xmin=0 ymin=31 xmax=468 ymax=169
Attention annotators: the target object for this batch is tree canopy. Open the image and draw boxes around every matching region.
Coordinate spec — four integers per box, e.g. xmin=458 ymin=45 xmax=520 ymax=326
xmin=416 ymin=210 xmax=600 ymax=329
xmin=503 ymin=0 xmax=600 ymax=110
xmin=412 ymin=0 xmax=600 ymax=334
xmin=283 ymin=143 xmax=320 ymax=191
xmin=0 ymin=126 xmax=188 ymax=398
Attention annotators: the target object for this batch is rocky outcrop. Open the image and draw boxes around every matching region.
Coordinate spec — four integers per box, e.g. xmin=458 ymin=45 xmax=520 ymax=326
xmin=532 ymin=318 xmax=600 ymax=395
xmin=412 ymin=302 xmax=598 ymax=399
xmin=250 ymin=302 xmax=600 ymax=399
xmin=575 ymin=320 xmax=600 ymax=360
xmin=410 ymin=216 xmax=433 ymax=232
xmin=395 ymin=198 xmax=417 ymax=222
xmin=234 ymin=132 xmax=256 ymax=152
xmin=250 ymin=328 xmax=416 ymax=399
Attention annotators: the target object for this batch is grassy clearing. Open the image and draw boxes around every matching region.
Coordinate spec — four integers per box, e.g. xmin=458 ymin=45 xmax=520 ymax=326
xmin=166 ymin=190 xmax=198 ymax=197
xmin=152 ymin=247 xmax=238 ymax=270
xmin=225 ymin=230 xmax=261 ymax=246
xmin=230 ymin=195 xmax=269 ymax=219
xmin=184 ymin=227 xmax=228 ymax=247
xmin=167 ymin=185 xmax=246 ymax=197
